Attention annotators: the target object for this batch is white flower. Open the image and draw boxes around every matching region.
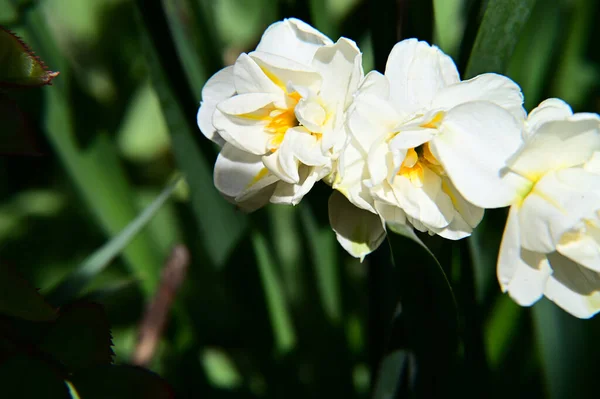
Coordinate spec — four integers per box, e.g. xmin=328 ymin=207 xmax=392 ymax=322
xmin=197 ymin=18 xmax=363 ymax=210
xmin=331 ymin=39 xmax=526 ymax=258
xmin=490 ymin=98 xmax=600 ymax=318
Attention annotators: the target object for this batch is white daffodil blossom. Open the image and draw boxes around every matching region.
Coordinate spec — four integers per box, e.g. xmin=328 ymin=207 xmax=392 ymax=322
xmin=197 ymin=18 xmax=363 ymax=211
xmin=486 ymin=98 xmax=600 ymax=318
xmin=333 ymin=38 xmax=525 ymax=258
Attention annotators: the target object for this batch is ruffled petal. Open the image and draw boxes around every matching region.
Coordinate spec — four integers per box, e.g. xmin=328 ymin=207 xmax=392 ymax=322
xmin=312 ymin=37 xmax=363 ymax=109
xmin=507 ymin=116 xmax=600 ymax=181
xmin=270 ymin=165 xmax=324 ymax=205
xmin=545 ymin=252 xmax=600 ymax=318
xmin=233 ymin=53 xmax=282 ymax=94
xmin=497 ymin=207 xmax=552 ymax=305
xmin=333 ymin=137 xmax=375 ymax=212
xmin=348 ymin=94 xmax=400 ymax=153
xmin=525 ymin=98 xmax=573 ymax=138
xmin=557 ymin=218 xmax=600 ymax=272
xmin=385 ymin=39 xmax=459 ymax=115
xmin=198 ymin=66 xmax=235 ymax=145
xmin=519 ymin=168 xmax=600 ymax=253
xmin=250 ymin=52 xmax=322 ymax=94
xmin=390 ymin=166 xmax=455 ymax=230
xmin=256 ymin=18 xmax=332 ymax=65
xmin=432 ymin=73 xmax=525 ymax=123
xmin=430 ymin=101 xmax=530 ymax=208
xmin=329 ymin=191 xmax=386 ymax=261
xmin=214 ymin=143 xmax=279 ymax=210
xmin=213 ymin=92 xmax=280 ymax=154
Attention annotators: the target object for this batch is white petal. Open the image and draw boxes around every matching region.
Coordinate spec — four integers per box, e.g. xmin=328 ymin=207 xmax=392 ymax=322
xmin=545 ymin=252 xmax=600 ymax=318
xmin=519 ymin=168 xmax=600 ymax=253
xmin=391 ymin=167 xmax=454 ymax=230
xmin=256 ymin=18 xmax=332 ymax=65
xmin=329 ymin=191 xmax=386 ymax=260
xmin=213 ymin=93 xmax=279 ymax=154
xmin=295 ymin=99 xmax=327 ymax=132
xmin=233 ymin=53 xmax=281 ymax=94
xmin=385 ymin=39 xmax=459 ymax=115
xmin=270 ymin=165 xmax=322 ymax=205
xmin=525 ymin=98 xmax=573 ymax=138
xmin=214 ymin=143 xmax=279 ymax=210
xmin=356 ymin=71 xmax=390 ymax=99
xmin=250 ymin=52 xmax=322 ymax=94
xmin=333 ymin=137 xmax=375 ymax=212
xmin=348 ymin=94 xmax=400 ymax=152
xmin=432 ymin=73 xmax=525 ymax=122
xmin=431 ymin=101 xmax=531 ymax=208
xmin=278 ymin=127 xmax=330 ymax=167
xmin=497 ymin=207 xmax=552 ymax=305
xmin=507 ymin=116 xmax=600 ymax=181
xmin=434 ymin=213 xmax=473 ymax=240
xmin=262 ymin=149 xmax=299 ymax=184
xmin=374 ymin=200 xmax=407 ymax=231
xmin=312 ymin=37 xmax=363 ymax=109
xmin=198 ymin=66 xmax=235 ymax=145
xmin=584 ymin=152 xmax=600 ymax=174
xmin=388 ymin=129 xmax=435 ymax=151
xmin=440 ymin=177 xmax=484 ymax=228
xmin=557 ymin=219 xmax=600 ymax=272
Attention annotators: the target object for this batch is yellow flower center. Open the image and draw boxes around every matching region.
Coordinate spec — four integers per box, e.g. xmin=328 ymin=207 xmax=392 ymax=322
xmin=398 ymin=143 xmax=444 ymax=187
xmin=264 ymin=91 xmax=301 ymax=152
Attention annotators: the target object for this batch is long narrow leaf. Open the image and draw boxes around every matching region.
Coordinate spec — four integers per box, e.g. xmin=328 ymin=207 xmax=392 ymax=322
xmin=134 ymin=1 xmax=247 ymax=269
xmin=251 ymin=231 xmax=296 ymax=354
xmin=299 ymin=204 xmax=342 ymax=324
xmin=465 ymin=0 xmax=537 ymax=78
xmin=25 ymin=12 xmax=164 ymax=297
xmin=47 ymin=177 xmax=182 ymax=305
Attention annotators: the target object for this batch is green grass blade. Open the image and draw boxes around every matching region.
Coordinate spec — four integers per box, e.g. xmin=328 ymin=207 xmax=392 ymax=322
xmin=533 ymin=299 xmax=595 ymax=399
xmin=134 ymin=1 xmax=248 ymax=268
xmin=465 ymin=0 xmax=537 ymax=78
xmin=47 ymin=177 xmax=182 ymax=305
xmin=299 ymin=204 xmax=342 ymax=324
xmin=251 ymin=231 xmax=296 ymax=354
xmin=25 ymin=11 xmax=163 ymax=297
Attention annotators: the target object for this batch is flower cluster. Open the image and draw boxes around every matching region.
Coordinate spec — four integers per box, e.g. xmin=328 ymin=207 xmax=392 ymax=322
xmin=197 ymin=19 xmax=600 ymax=318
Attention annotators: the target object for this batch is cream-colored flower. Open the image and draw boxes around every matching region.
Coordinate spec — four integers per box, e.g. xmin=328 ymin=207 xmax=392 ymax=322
xmin=197 ymin=18 xmax=363 ymax=210
xmin=490 ymin=99 xmax=600 ymax=318
xmin=331 ymin=39 xmax=525 ymax=258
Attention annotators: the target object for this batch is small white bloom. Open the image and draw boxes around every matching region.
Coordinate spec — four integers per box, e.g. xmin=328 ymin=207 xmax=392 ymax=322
xmin=197 ymin=18 xmax=363 ymax=210
xmin=491 ymin=98 xmax=600 ymax=318
xmin=334 ymin=39 xmax=525 ymax=252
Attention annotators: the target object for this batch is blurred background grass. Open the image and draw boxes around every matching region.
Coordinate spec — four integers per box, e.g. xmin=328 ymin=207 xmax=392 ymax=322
xmin=1 ymin=0 xmax=600 ymax=397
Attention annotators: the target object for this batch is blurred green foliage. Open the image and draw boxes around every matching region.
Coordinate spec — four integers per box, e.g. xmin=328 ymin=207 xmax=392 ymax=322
xmin=0 ymin=0 xmax=599 ymax=398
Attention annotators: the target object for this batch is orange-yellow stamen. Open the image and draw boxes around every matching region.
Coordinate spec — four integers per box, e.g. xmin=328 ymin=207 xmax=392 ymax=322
xmin=398 ymin=143 xmax=444 ymax=186
xmin=420 ymin=111 xmax=445 ymax=129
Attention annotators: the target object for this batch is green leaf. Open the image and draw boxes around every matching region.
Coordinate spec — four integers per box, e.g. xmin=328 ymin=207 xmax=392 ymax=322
xmin=47 ymin=176 xmax=181 ymax=305
xmin=68 ymin=365 xmax=174 ymax=399
xmin=0 ymin=263 xmax=57 ymax=321
xmin=251 ymin=230 xmax=296 ymax=354
xmin=533 ymin=298 xmax=597 ymax=399
xmin=372 ymin=350 xmax=414 ymax=399
xmin=25 ymin=13 xmax=165 ymax=298
xmin=134 ymin=2 xmax=248 ymax=268
xmin=299 ymin=203 xmax=342 ymax=324
xmin=0 ymin=354 xmax=70 ymax=399
xmin=41 ymin=302 xmax=114 ymax=372
xmin=375 ymin=230 xmax=458 ymax=397
xmin=465 ymin=0 xmax=537 ymax=78
xmin=0 ymin=27 xmax=58 ymax=87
